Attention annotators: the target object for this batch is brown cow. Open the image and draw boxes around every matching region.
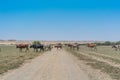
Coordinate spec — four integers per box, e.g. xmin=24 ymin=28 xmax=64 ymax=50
xmin=87 ymin=43 xmax=97 ymax=51
xmin=67 ymin=43 xmax=80 ymax=51
xmin=54 ymin=43 xmax=62 ymax=49
xmin=16 ymin=44 xmax=29 ymax=52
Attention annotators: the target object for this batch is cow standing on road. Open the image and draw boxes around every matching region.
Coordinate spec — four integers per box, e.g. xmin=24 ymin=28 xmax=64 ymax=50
xmin=30 ymin=44 xmax=44 ymax=52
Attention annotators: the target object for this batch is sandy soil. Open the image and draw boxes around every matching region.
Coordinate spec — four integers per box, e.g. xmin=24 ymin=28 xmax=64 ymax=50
xmin=0 ymin=49 xmax=90 ymax=80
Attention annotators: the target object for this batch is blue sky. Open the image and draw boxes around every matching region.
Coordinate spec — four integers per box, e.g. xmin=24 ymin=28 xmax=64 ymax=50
xmin=0 ymin=0 xmax=120 ymax=41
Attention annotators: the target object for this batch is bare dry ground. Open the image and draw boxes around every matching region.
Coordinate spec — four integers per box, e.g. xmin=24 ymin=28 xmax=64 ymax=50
xmin=0 ymin=48 xmax=113 ymax=80
xmin=0 ymin=49 xmax=89 ymax=80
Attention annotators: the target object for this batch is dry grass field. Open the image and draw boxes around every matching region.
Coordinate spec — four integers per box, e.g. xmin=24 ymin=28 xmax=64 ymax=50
xmin=66 ymin=46 xmax=120 ymax=80
xmin=0 ymin=45 xmax=41 ymax=74
xmin=1 ymin=44 xmax=120 ymax=80
xmin=80 ymin=46 xmax=120 ymax=60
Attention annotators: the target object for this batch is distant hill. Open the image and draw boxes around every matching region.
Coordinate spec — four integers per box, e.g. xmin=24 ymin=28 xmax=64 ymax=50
xmin=0 ymin=39 xmax=4 ymax=41
xmin=7 ymin=39 xmax=17 ymax=41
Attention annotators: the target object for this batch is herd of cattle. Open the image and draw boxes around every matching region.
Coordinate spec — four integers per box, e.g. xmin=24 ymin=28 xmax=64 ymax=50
xmin=16 ymin=44 xmax=52 ymax=52
xmin=0 ymin=42 xmax=119 ymax=52
xmin=15 ymin=43 xmax=98 ymax=52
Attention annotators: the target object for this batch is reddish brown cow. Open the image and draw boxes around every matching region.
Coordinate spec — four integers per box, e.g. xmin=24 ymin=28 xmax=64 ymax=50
xmin=16 ymin=44 xmax=29 ymax=52
xmin=54 ymin=43 xmax=62 ymax=49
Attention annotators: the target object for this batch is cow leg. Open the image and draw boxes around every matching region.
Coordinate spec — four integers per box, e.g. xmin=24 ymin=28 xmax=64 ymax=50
xmin=19 ymin=48 xmax=22 ymax=52
xmin=77 ymin=47 xmax=79 ymax=51
xmin=42 ymin=48 xmax=44 ymax=52
xmin=94 ymin=47 xmax=97 ymax=51
xmin=25 ymin=48 xmax=28 ymax=52
xmin=27 ymin=48 xmax=29 ymax=52
xmin=34 ymin=48 xmax=35 ymax=52
xmin=36 ymin=49 xmax=38 ymax=52
xmin=39 ymin=48 xmax=41 ymax=52
xmin=40 ymin=48 xmax=43 ymax=52
xmin=115 ymin=48 xmax=117 ymax=51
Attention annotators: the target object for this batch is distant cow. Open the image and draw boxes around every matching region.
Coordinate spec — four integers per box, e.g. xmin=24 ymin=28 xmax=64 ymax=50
xmin=44 ymin=44 xmax=52 ymax=51
xmin=73 ymin=43 xmax=80 ymax=50
xmin=67 ymin=43 xmax=80 ymax=51
xmin=87 ymin=43 xmax=97 ymax=50
xmin=54 ymin=43 xmax=62 ymax=49
xmin=16 ymin=44 xmax=29 ymax=52
xmin=112 ymin=45 xmax=120 ymax=51
xmin=67 ymin=44 xmax=73 ymax=49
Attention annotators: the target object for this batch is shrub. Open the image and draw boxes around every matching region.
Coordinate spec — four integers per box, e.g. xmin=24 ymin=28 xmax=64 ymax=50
xmin=32 ymin=41 xmax=41 ymax=45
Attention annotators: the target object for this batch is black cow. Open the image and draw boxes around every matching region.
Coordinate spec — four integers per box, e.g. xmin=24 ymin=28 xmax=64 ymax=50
xmin=30 ymin=44 xmax=44 ymax=52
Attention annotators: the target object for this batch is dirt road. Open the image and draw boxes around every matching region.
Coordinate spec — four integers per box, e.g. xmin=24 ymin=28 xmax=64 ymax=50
xmin=0 ymin=49 xmax=91 ymax=80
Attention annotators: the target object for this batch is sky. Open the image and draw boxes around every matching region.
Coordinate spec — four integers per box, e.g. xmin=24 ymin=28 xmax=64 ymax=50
xmin=0 ymin=0 xmax=120 ymax=41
